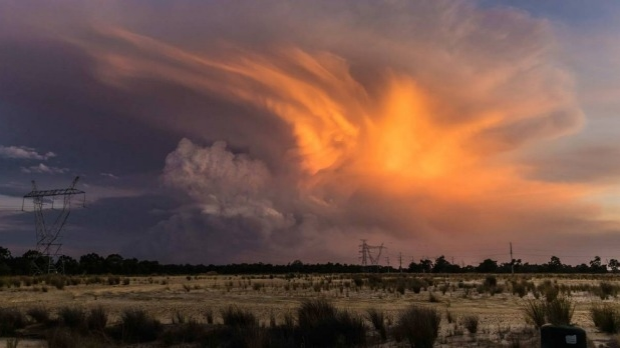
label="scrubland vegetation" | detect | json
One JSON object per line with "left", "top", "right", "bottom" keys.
{"left": 0, "top": 273, "right": 619, "bottom": 347}
{"left": 3, "top": 246, "right": 620, "bottom": 346}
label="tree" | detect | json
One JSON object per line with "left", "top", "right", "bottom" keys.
{"left": 432, "top": 256, "right": 451, "bottom": 273}
{"left": 477, "top": 259, "right": 498, "bottom": 273}
{"left": 590, "top": 256, "right": 606, "bottom": 273}
{"left": 0, "top": 246, "right": 12, "bottom": 261}
{"left": 419, "top": 259, "right": 433, "bottom": 273}
{"left": 609, "top": 259, "right": 619, "bottom": 273}
{"left": 80, "top": 253, "right": 105, "bottom": 274}
{"left": 547, "top": 256, "right": 563, "bottom": 273}
{"left": 105, "top": 254, "right": 125, "bottom": 274}
{"left": 57, "top": 255, "right": 80, "bottom": 274}
{"left": 0, "top": 246, "right": 12, "bottom": 275}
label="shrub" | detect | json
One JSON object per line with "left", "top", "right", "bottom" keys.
{"left": 462, "top": 315, "right": 479, "bottom": 334}
{"left": 0, "top": 308, "right": 26, "bottom": 336}
{"left": 120, "top": 309, "right": 161, "bottom": 343}
{"left": 523, "top": 300, "right": 546, "bottom": 329}
{"left": 395, "top": 305, "right": 441, "bottom": 348}
{"left": 46, "top": 327, "right": 106, "bottom": 348}
{"left": 107, "top": 276, "right": 120, "bottom": 286}
{"left": 204, "top": 308, "right": 214, "bottom": 324}
{"left": 58, "top": 307, "right": 85, "bottom": 329}
{"left": 591, "top": 302, "right": 620, "bottom": 333}
{"left": 87, "top": 306, "right": 108, "bottom": 332}
{"left": 484, "top": 276, "right": 497, "bottom": 288}
{"left": 409, "top": 278, "right": 427, "bottom": 294}
{"left": 161, "top": 319, "right": 208, "bottom": 345}
{"left": 298, "top": 298, "right": 366, "bottom": 347}
{"left": 428, "top": 292, "right": 440, "bottom": 303}
{"left": 367, "top": 308, "right": 387, "bottom": 341}
{"left": 221, "top": 306, "right": 257, "bottom": 328}
{"left": 546, "top": 297, "right": 574, "bottom": 326}
{"left": 446, "top": 310, "right": 455, "bottom": 324}
{"left": 340, "top": 311, "right": 367, "bottom": 346}
{"left": 512, "top": 281, "right": 527, "bottom": 298}
{"left": 27, "top": 306, "right": 51, "bottom": 324}
{"left": 523, "top": 297, "right": 575, "bottom": 328}
{"left": 598, "top": 282, "right": 617, "bottom": 300}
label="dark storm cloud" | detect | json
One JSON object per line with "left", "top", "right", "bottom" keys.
{"left": 2, "top": 0, "right": 619, "bottom": 265}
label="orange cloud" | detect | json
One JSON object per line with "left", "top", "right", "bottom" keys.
{"left": 65, "top": 1, "right": 616, "bottom": 264}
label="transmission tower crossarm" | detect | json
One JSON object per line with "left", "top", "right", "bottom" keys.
{"left": 23, "top": 187, "right": 85, "bottom": 198}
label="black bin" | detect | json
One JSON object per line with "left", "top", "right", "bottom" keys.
{"left": 541, "top": 325, "right": 586, "bottom": 348}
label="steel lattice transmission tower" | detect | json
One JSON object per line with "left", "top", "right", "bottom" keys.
{"left": 358, "top": 239, "right": 385, "bottom": 267}
{"left": 22, "top": 176, "right": 85, "bottom": 274}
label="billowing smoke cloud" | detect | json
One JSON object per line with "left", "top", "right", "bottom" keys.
{"left": 5, "top": 1, "right": 619, "bottom": 264}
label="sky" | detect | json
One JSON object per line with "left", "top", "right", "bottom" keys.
{"left": 1, "top": 0, "right": 620, "bottom": 266}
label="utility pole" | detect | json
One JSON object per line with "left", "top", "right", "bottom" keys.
{"left": 398, "top": 252, "right": 403, "bottom": 273}
{"left": 510, "top": 242, "right": 514, "bottom": 275}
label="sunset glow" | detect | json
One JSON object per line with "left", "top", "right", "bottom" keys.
{"left": 2, "top": 1, "right": 620, "bottom": 265}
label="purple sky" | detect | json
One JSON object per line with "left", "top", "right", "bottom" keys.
{"left": 1, "top": 1, "right": 620, "bottom": 266}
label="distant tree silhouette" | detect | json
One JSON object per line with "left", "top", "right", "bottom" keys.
{"left": 476, "top": 259, "right": 498, "bottom": 273}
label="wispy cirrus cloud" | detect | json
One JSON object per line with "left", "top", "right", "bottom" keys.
{"left": 0, "top": 145, "right": 56, "bottom": 161}
{"left": 20, "top": 163, "right": 67, "bottom": 174}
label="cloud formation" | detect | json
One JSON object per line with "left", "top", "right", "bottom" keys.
{"left": 0, "top": 145, "right": 56, "bottom": 161}
{"left": 20, "top": 163, "right": 67, "bottom": 174}
{"left": 3, "top": 1, "right": 620, "bottom": 264}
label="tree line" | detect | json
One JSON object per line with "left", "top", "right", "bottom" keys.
{"left": 0, "top": 246, "right": 616, "bottom": 275}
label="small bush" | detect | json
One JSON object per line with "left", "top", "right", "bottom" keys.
{"left": 484, "top": 276, "right": 497, "bottom": 287}
{"left": 512, "top": 281, "right": 527, "bottom": 298}
{"left": 409, "top": 278, "right": 427, "bottom": 294}
{"left": 523, "top": 300, "right": 546, "bottom": 328}
{"left": 591, "top": 302, "right": 620, "bottom": 333}
{"left": 87, "top": 306, "right": 108, "bottom": 332}
{"left": 58, "top": 307, "right": 85, "bottom": 329}
{"left": 46, "top": 327, "right": 106, "bottom": 348}
{"left": 0, "top": 308, "right": 26, "bottom": 335}
{"left": 161, "top": 319, "right": 208, "bottom": 345}
{"left": 204, "top": 308, "right": 214, "bottom": 324}
{"left": 27, "top": 306, "right": 51, "bottom": 324}
{"left": 446, "top": 310, "right": 455, "bottom": 324}
{"left": 462, "top": 315, "right": 479, "bottom": 334}
{"left": 546, "top": 297, "right": 574, "bottom": 326}
{"left": 298, "top": 298, "right": 366, "bottom": 347}
{"left": 120, "top": 309, "right": 161, "bottom": 343}
{"left": 221, "top": 306, "right": 257, "bottom": 328}
{"left": 367, "top": 308, "right": 387, "bottom": 341}
{"left": 107, "top": 276, "right": 120, "bottom": 286}
{"left": 395, "top": 305, "right": 441, "bottom": 348}
{"left": 598, "top": 282, "right": 618, "bottom": 300}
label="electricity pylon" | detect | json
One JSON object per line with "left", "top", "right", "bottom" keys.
{"left": 22, "top": 176, "right": 85, "bottom": 274}
{"left": 359, "top": 239, "right": 385, "bottom": 267}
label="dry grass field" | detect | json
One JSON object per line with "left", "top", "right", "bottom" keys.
{"left": 0, "top": 273, "right": 620, "bottom": 347}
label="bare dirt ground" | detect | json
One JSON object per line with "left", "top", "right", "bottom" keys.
{"left": 0, "top": 273, "right": 618, "bottom": 347}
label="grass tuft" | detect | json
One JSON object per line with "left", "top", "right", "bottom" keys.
{"left": 120, "top": 309, "right": 161, "bottom": 343}
{"left": 394, "top": 305, "right": 441, "bottom": 348}
{"left": 591, "top": 302, "right": 620, "bottom": 333}
{"left": 367, "top": 308, "right": 387, "bottom": 341}
{"left": 221, "top": 305, "right": 257, "bottom": 328}
{"left": 462, "top": 315, "right": 479, "bottom": 334}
